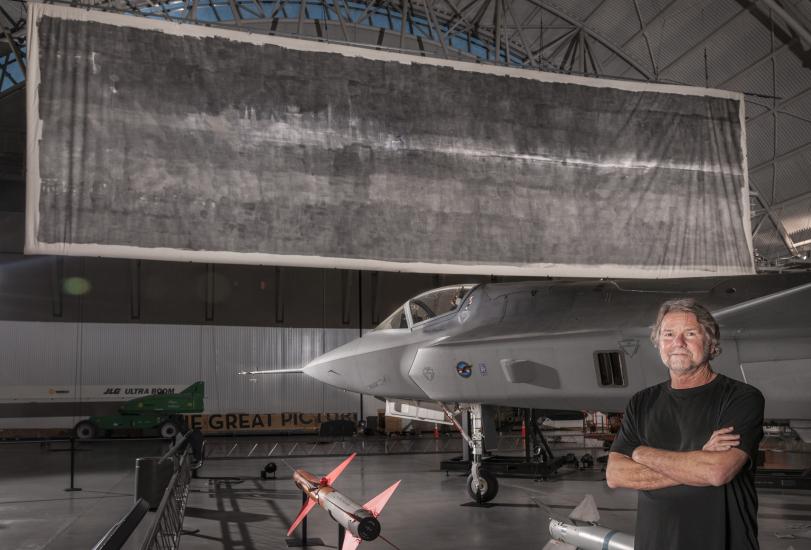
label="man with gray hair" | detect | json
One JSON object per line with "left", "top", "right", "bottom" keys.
{"left": 606, "top": 298, "right": 764, "bottom": 549}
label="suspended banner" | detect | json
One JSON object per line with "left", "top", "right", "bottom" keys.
{"left": 26, "top": 3, "right": 754, "bottom": 278}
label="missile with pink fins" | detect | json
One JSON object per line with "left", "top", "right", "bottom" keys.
{"left": 287, "top": 453, "right": 401, "bottom": 550}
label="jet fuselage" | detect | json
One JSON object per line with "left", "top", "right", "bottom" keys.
{"left": 304, "top": 274, "right": 811, "bottom": 420}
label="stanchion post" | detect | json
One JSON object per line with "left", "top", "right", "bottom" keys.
{"left": 65, "top": 437, "right": 82, "bottom": 492}
{"left": 301, "top": 492, "right": 308, "bottom": 544}
{"left": 285, "top": 491, "right": 324, "bottom": 547}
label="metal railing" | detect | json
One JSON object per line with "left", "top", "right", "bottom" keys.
{"left": 200, "top": 432, "right": 609, "bottom": 460}
{"left": 140, "top": 434, "right": 194, "bottom": 550}
{"left": 92, "top": 499, "right": 149, "bottom": 550}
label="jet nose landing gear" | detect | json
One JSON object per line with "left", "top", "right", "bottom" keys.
{"left": 442, "top": 403, "right": 500, "bottom": 503}
{"left": 467, "top": 469, "right": 498, "bottom": 503}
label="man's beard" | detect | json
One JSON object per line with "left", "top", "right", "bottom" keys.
{"left": 665, "top": 350, "right": 710, "bottom": 374}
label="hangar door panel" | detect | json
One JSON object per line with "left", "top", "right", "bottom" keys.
{"left": 26, "top": 4, "right": 753, "bottom": 278}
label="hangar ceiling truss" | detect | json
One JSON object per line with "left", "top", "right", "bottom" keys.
{"left": 2, "top": 0, "right": 811, "bottom": 267}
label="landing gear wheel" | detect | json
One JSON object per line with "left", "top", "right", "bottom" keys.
{"left": 466, "top": 470, "right": 498, "bottom": 503}
{"left": 74, "top": 420, "right": 97, "bottom": 440}
{"left": 159, "top": 421, "right": 180, "bottom": 439}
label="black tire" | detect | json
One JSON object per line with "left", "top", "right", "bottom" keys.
{"left": 74, "top": 420, "right": 97, "bottom": 440}
{"left": 170, "top": 415, "right": 189, "bottom": 433}
{"left": 159, "top": 421, "right": 180, "bottom": 439}
{"left": 466, "top": 470, "right": 498, "bottom": 503}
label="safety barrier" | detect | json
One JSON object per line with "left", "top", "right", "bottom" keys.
{"left": 139, "top": 432, "right": 195, "bottom": 550}
{"left": 201, "top": 432, "right": 609, "bottom": 460}
{"left": 92, "top": 499, "right": 149, "bottom": 550}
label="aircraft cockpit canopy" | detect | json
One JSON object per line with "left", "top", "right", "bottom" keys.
{"left": 375, "top": 306, "right": 409, "bottom": 330}
{"left": 374, "top": 284, "right": 476, "bottom": 330}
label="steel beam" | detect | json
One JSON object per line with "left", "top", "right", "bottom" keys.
{"left": 750, "top": 184, "right": 799, "bottom": 255}
{"left": 326, "top": 0, "right": 350, "bottom": 40}
{"left": 504, "top": 0, "right": 537, "bottom": 68}
{"left": 651, "top": 5, "right": 750, "bottom": 84}
{"left": 760, "top": 0, "right": 811, "bottom": 47}
{"left": 297, "top": 0, "right": 306, "bottom": 34}
{"left": 1, "top": 28, "right": 23, "bottom": 77}
{"left": 632, "top": 0, "right": 657, "bottom": 79}
{"left": 400, "top": 0, "right": 408, "bottom": 49}
{"left": 750, "top": 140, "right": 811, "bottom": 174}
{"left": 524, "top": 0, "right": 652, "bottom": 79}
{"left": 771, "top": 189, "right": 811, "bottom": 210}
{"left": 419, "top": 0, "right": 450, "bottom": 57}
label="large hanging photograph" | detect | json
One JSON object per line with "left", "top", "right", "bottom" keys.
{"left": 25, "top": 3, "right": 753, "bottom": 278}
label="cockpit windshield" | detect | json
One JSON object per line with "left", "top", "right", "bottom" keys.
{"left": 408, "top": 285, "right": 474, "bottom": 324}
{"left": 375, "top": 306, "right": 409, "bottom": 330}
{"left": 374, "top": 284, "right": 476, "bottom": 331}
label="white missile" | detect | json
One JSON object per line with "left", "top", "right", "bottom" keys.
{"left": 548, "top": 519, "right": 634, "bottom": 550}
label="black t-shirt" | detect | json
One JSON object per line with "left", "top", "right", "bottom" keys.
{"left": 611, "top": 373, "right": 764, "bottom": 550}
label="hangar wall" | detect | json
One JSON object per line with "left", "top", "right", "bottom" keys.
{"left": 0, "top": 320, "right": 361, "bottom": 429}
{"left": 0, "top": 255, "right": 495, "bottom": 434}
{"left": 0, "top": 255, "right": 489, "bottom": 326}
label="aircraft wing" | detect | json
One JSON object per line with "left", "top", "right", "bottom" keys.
{"left": 713, "top": 281, "right": 811, "bottom": 330}
{"left": 433, "top": 328, "right": 616, "bottom": 347}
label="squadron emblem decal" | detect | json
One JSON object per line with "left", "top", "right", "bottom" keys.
{"left": 618, "top": 338, "right": 639, "bottom": 357}
{"left": 456, "top": 361, "right": 472, "bottom": 378}
{"left": 422, "top": 367, "right": 435, "bottom": 381}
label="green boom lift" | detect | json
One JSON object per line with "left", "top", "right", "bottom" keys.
{"left": 73, "top": 381, "right": 205, "bottom": 439}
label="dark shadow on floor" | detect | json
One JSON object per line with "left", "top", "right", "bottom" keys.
{"left": 184, "top": 507, "right": 269, "bottom": 523}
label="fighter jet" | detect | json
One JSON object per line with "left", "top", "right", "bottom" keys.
{"left": 252, "top": 273, "right": 811, "bottom": 502}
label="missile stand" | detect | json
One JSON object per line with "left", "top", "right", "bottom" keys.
{"left": 286, "top": 491, "right": 325, "bottom": 547}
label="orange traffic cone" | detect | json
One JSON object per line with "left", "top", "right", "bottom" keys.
{"left": 433, "top": 424, "right": 440, "bottom": 439}
{"left": 521, "top": 419, "right": 526, "bottom": 440}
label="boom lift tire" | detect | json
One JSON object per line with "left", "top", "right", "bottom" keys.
{"left": 74, "top": 420, "right": 97, "bottom": 440}
{"left": 159, "top": 421, "right": 180, "bottom": 439}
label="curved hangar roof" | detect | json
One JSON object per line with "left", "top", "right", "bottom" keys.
{"left": 2, "top": 0, "right": 811, "bottom": 267}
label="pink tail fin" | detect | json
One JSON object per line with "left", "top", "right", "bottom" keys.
{"left": 324, "top": 453, "right": 357, "bottom": 485}
{"left": 287, "top": 499, "right": 317, "bottom": 536}
{"left": 363, "top": 480, "right": 401, "bottom": 517}
{"left": 341, "top": 534, "right": 362, "bottom": 550}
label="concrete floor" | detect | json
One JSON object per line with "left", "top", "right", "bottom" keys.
{"left": 1, "top": 437, "right": 811, "bottom": 550}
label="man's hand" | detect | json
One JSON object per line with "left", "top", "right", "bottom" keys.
{"left": 606, "top": 452, "right": 681, "bottom": 490}
{"left": 703, "top": 426, "right": 741, "bottom": 452}
{"left": 632, "top": 444, "right": 749, "bottom": 487}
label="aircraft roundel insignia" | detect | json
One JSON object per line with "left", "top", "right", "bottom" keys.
{"left": 456, "top": 361, "right": 472, "bottom": 378}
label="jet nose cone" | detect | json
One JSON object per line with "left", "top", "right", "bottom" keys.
{"left": 301, "top": 333, "right": 426, "bottom": 399}
{"left": 303, "top": 340, "right": 360, "bottom": 389}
